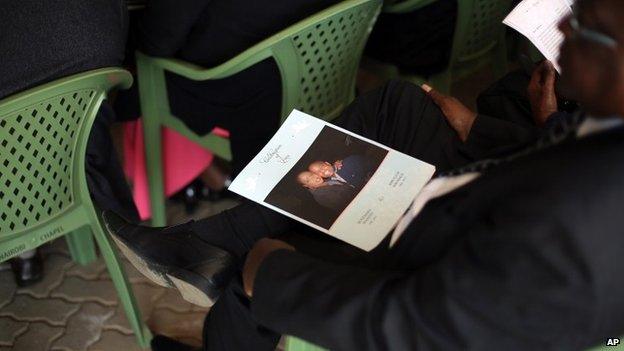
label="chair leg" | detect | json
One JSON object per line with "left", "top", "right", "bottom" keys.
{"left": 65, "top": 226, "right": 97, "bottom": 265}
{"left": 143, "top": 119, "right": 167, "bottom": 227}
{"left": 91, "top": 222, "right": 152, "bottom": 348}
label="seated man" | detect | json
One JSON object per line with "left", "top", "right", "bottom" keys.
{"left": 104, "top": 0, "right": 624, "bottom": 349}
{"left": 0, "top": 0, "right": 138, "bottom": 286}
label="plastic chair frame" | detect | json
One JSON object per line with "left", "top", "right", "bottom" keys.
{"left": 0, "top": 68, "right": 151, "bottom": 348}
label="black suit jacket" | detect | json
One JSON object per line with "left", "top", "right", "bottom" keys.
{"left": 250, "top": 124, "right": 624, "bottom": 350}
{"left": 0, "top": 0, "right": 127, "bottom": 99}
{"left": 135, "top": 0, "right": 339, "bottom": 136}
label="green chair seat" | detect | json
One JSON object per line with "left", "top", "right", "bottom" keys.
{"left": 0, "top": 68, "right": 151, "bottom": 348}
{"left": 136, "top": 0, "right": 382, "bottom": 227}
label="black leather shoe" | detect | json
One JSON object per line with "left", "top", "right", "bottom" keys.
{"left": 10, "top": 252, "right": 44, "bottom": 287}
{"left": 151, "top": 335, "right": 198, "bottom": 351}
{"left": 102, "top": 211, "right": 237, "bottom": 307}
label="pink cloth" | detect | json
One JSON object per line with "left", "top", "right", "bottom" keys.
{"left": 123, "top": 120, "right": 229, "bottom": 220}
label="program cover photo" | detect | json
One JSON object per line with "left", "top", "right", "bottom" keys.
{"left": 228, "top": 110, "right": 435, "bottom": 251}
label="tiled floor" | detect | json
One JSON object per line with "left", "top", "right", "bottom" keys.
{"left": 0, "top": 199, "right": 239, "bottom": 351}
{"left": 0, "top": 67, "right": 497, "bottom": 351}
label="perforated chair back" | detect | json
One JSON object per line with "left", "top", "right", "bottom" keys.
{"left": 137, "top": 0, "right": 382, "bottom": 226}
{"left": 283, "top": 0, "right": 381, "bottom": 118}
{"left": 450, "top": 0, "right": 512, "bottom": 78}
{"left": 0, "top": 69, "right": 130, "bottom": 240}
{"left": 0, "top": 69, "right": 151, "bottom": 347}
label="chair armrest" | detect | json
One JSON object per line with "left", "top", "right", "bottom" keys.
{"left": 137, "top": 47, "right": 274, "bottom": 81}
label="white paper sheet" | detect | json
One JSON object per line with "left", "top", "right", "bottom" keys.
{"left": 228, "top": 110, "right": 435, "bottom": 251}
{"left": 503, "top": 0, "right": 573, "bottom": 72}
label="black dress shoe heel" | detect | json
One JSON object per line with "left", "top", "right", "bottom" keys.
{"left": 102, "top": 210, "right": 237, "bottom": 307}
{"left": 111, "top": 234, "right": 172, "bottom": 288}
{"left": 167, "top": 254, "right": 236, "bottom": 307}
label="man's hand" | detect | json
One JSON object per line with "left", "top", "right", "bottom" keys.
{"left": 422, "top": 84, "right": 477, "bottom": 142}
{"left": 528, "top": 60, "right": 558, "bottom": 126}
{"left": 243, "top": 238, "right": 295, "bottom": 297}
{"left": 333, "top": 160, "right": 343, "bottom": 170}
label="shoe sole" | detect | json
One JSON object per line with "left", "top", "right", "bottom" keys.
{"left": 110, "top": 235, "right": 216, "bottom": 307}
{"left": 111, "top": 235, "right": 171, "bottom": 288}
{"left": 167, "top": 273, "right": 214, "bottom": 307}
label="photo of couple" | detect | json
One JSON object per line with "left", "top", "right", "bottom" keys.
{"left": 265, "top": 126, "right": 388, "bottom": 229}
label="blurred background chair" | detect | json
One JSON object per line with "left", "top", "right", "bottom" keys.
{"left": 365, "top": 0, "right": 512, "bottom": 93}
{"left": 136, "top": 0, "right": 382, "bottom": 226}
{"left": 0, "top": 68, "right": 151, "bottom": 348}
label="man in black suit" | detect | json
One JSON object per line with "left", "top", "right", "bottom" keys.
{"left": 103, "top": 0, "right": 624, "bottom": 350}
{"left": 118, "top": 0, "right": 339, "bottom": 174}
{"left": 0, "top": 0, "right": 138, "bottom": 286}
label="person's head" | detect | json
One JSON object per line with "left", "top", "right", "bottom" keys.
{"left": 296, "top": 171, "right": 325, "bottom": 189}
{"left": 308, "top": 161, "right": 335, "bottom": 178}
{"left": 558, "top": 0, "right": 624, "bottom": 116}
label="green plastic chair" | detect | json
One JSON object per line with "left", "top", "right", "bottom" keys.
{"left": 136, "top": 0, "right": 382, "bottom": 226}
{"left": 366, "top": 0, "right": 512, "bottom": 93}
{"left": 0, "top": 68, "right": 151, "bottom": 348}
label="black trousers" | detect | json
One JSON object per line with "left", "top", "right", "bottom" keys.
{"left": 86, "top": 102, "right": 139, "bottom": 222}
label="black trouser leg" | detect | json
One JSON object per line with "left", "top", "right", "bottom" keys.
{"left": 191, "top": 201, "right": 294, "bottom": 260}
{"left": 203, "top": 275, "right": 281, "bottom": 351}
{"left": 86, "top": 102, "right": 140, "bottom": 222}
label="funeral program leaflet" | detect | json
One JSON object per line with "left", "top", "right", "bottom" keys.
{"left": 228, "top": 110, "right": 436, "bottom": 251}
{"left": 503, "top": 0, "right": 573, "bottom": 73}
